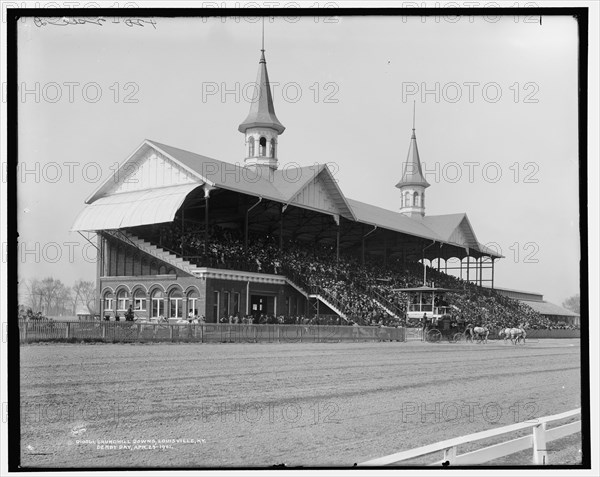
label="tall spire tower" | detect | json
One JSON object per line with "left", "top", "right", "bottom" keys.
{"left": 396, "top": 103, "right": 430, "bottom": 218}
{"left": 238, "top": 19, "right": 285, "bottom": 172}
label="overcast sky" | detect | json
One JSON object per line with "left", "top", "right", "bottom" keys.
{"left": 14, "top": 13, "right": 584, "bottom": 305}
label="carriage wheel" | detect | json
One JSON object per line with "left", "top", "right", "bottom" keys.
{"left": 426, "top": 329, "right": 441, "bottom": 343}
{"left": 453, "top": 332, "right": 464, "bottom": 343}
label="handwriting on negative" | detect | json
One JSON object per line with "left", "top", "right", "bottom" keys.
{"left": 33, "top": 17, "right": 157, "bottom": 29}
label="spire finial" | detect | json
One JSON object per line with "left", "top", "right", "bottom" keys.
{"left": 261, "top": 17, "right": 265, "bottom": 53}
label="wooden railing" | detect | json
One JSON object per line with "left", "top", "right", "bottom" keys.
{"left": 359, "top": 408, "right": 581, "bottom": 466}
{"left": 18, "top": 321, "right": 405, "bottom": 344}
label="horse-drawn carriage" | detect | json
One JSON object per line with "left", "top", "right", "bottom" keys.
{"left": 423, "top": 314, "right": 480, "bottom": 343}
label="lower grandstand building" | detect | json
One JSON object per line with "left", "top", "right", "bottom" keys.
{"left": 493, "top": 287, "right": 580, "bottom": 327}
{"left": 72, "top": 42, "right": 502, "bottom": 324}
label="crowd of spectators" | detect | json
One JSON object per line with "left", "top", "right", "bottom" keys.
{"left": 141, "top": 223, "right": 572, "bottom": 330}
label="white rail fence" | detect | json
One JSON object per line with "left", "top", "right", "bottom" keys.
{"left": 360, "top": 408, "right": 581, "bottom": 466}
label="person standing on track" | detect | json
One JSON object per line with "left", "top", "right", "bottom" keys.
{"left": 421, "top": 313, "right": 428, "bottom": 341}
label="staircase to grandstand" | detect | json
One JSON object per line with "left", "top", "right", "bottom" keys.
{"left": 284, "top": 277, "right": 348, "bottom": 322}
{"left": 104, "top": 230, "right": 200, "bottom": 276}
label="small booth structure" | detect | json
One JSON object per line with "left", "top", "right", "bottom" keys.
{"left": 394, "top": 285, "right": 468, "bottom": 342}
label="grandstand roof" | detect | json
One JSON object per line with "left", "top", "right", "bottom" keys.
{"left": 520, "top": 300, "right": 580, "bottom": 317}
{"left": 73, "top": 139, "right": 501, "bottom": 258}
{"left": 346, "top": 198, "right": 444, "bottom": 241}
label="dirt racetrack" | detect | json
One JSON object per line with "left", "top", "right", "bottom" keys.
{"left": 19, "top": 339, "right": 582, "bottom": 468}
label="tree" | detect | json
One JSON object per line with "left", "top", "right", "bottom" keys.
{"left": 562, "top": 294, "right": 580, "bottom": 314}
{"left": 72, "top": 279, "right": 97, "bottom": 315}
{"left": 20, "top": 278, "right": 44, "bottom": 313}
{"left": 38, "top": 277, "right": 70, "bottom": 316}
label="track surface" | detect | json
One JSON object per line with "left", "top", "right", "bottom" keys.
{"left": 19, "top": 339, "right": 581, "bottom": 468}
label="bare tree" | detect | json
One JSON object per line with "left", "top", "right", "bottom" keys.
{"left": 72, "top": 279, "right": 97, "bottom": 314}
{"left": 21, "top": 278, "right": 44, "bottom": 313}
{"left": 562, "top": 293, "right": 580, "bottom": 314}
{"left": 38, "top": 277, "right": 71, "bottom": 316}
{"left": 55, "top": 282, "right": 72, "bottom": 316}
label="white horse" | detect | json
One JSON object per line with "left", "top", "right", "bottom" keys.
{"left": 472, "top": 326, "right": 489, "bottom": 344}
{"left": 498, "top": 328, "right": 513, "bottom": 344}
{"left": 499, "top": 327, "right": 526, "bottom": 345}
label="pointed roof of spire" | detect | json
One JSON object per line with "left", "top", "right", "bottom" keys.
{"left": 238, "top": 49, "right": 286, "bottom": 135}
{"left": 395, "top": 129, "right": 430, "bottom": 188}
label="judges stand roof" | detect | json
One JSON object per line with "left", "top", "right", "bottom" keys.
{"left": 392, "top": 286, "right": 463, "bottom": 293}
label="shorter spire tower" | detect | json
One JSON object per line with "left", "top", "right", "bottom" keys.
{"left": 396, "top": 104, "right": 430, "bottom": 217}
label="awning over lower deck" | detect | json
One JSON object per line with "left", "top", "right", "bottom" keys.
{"left": 71, "top": 184, "right": 201, "bottom": 231}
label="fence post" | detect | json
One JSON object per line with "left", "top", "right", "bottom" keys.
{"left": 532, "top": 422, "right": 548, "bottom": 465}
{"left": 102, "top": 323, "right": 106, "bottom": 339}
{"left": 277, "top": 326, "right": 280, "bottom": 343}
{"left": 169, "top": 324, "right": 173, "bottom": 340}
{"left": 66, "top": 322, "right": 71, "bottom": 339}
{"left": 443, "top": 446, "right": 457, "bottom": 465}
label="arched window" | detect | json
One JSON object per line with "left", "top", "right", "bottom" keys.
{"left": 117, "top": 290, "right": 129, "bottom": 311}
{"left": 248, "top": 137, "right": 255, "bottom": 157}
{"left": 134, "top": 289, "right": 147, "bottom": 311}
{"left": 103, "top": 291, "right": 114, "bottom": 312}
{"left": 169, "top": 289, "right": 183, "bottom": 319}
{"left": 404, "top": 192, "right": 410, "bottom": 207}
{"left": 270, "top": 138, "right": 276, "bottom": 158}
{"left": 151, "top": 289, "right": 165, "bottom": 318}
{"left": 158, "top": 264, "right": 167, "bottom": 275}
{"left": 413, "top": 191, "right": 419, "bottom": 207}
{"left": 187, "top": 290, "right": 199, "bottom": 318}
{"left": 259, "top": 136, "right": 267, "bottom": 156}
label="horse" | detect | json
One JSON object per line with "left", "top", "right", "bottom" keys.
{"left": 498, "top": 328, "right": 514, "bottom": 344}
{"left": 499, "top": 327, "right": 527, "bottom": 345}
{"left": 512, "top": 328, "right": 527, "bottom": 344}
{"left": 463, "top": 324, "right": 475, "bottom": 343}
{"left": 472, "top": 326, "right": 489, "bottom": 344}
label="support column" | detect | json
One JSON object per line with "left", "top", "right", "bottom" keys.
{"left": 491, "top": 258, "right": 495, "bottom": 290}
{"left": 466, "top": 254, "right": 470, "bottom": 283}
{"left": 181, "top": 208, "right": 185, "bottom": 255}
{"left": 383, "top": 235, "right": 388, "bottom": 267}
{"left": 279, "top": 204, "right": 285, "bottom": 250}
{"left": 361, "top": 238, "right": 365, "bottom": 265}
{"left": 245, "top": 197, "right": 262, "bottom": 250}
{"left": 362, "top": 226, "right": 377, "bottom": 267}
{"left": 203, "top": 185, "right": 215, "bottom": 254}
{"left": 204, "top": 197, "right": 209, "bottom": 254}
{"left": 334, "top": 214, "right": 340, "bottom": 263}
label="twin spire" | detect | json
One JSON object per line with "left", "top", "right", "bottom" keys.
{"left": 237, "top": 25, "right": 429, "bottom": 217}
{"left": 396, "top": 102, "right": 430, "bottom": 217}
{"left": 238, "top": 21, "right": 285, "bottom": 136}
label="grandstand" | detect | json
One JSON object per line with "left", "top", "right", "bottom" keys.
{"left": 71, "top": 44, "right": 547, "bottom": 329}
